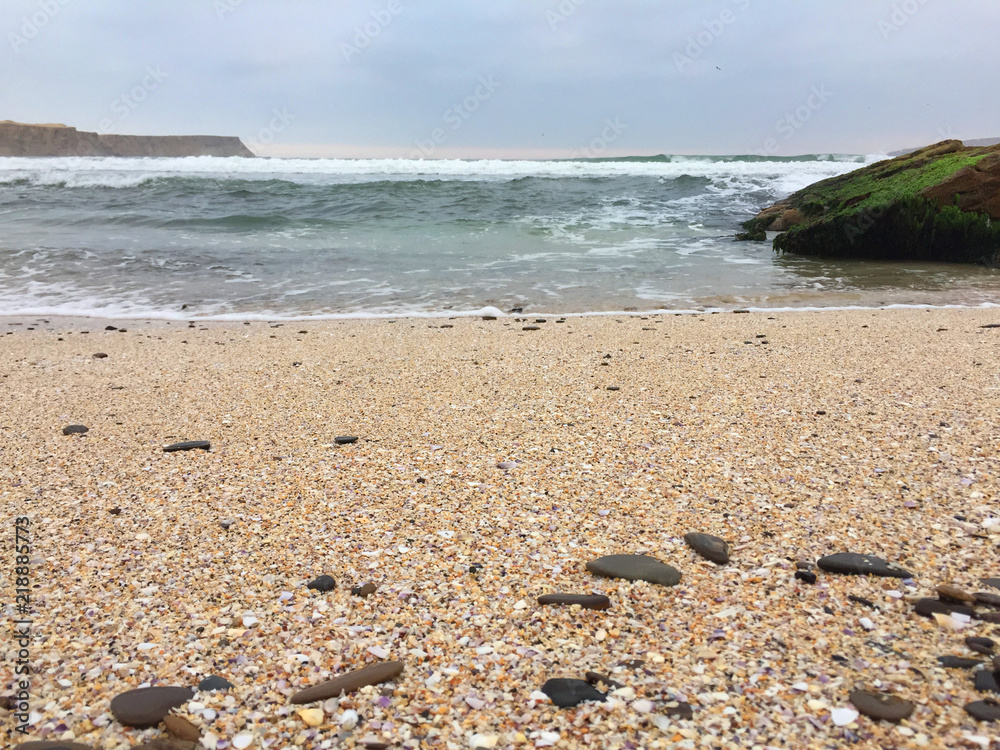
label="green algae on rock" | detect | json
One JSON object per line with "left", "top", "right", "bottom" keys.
{"left": 739, "top": 140, "right": 1000, "bottom": 265}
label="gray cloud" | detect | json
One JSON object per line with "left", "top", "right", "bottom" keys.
{"left": 2, "top": 0, "right": 997, "bottom": 157}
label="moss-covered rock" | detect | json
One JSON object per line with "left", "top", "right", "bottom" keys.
{"left": 739, "top": 140, "right": 1000, "bottom": 266}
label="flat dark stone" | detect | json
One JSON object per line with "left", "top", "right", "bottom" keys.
{"left": 93, "top": 352, "right": 108, "bottom": 359}
{"left": 163, "top": 441, "right": 210, "bottom": 453}
{"left": 585, "top": 554, "right": 681, "bottom": 587}
{"left": 584, "top": 671, "right": 624, "bottom": 690}
{"left": 522, "top": 326, "right": 540, "bottom": 331}
{"left": 62, "top": 424, "right": 89, "bottom": 435}
{"left": 290, "top": 661, "right": 404, "bottom": 704}
{"left": 848, "top": 689, "right": 914, "bottom": 722}
{"left": 817, "top": 553, "right": 912, "bottom": 578}
{"left": 197, "top": 675, "right": 234, "bottom": 692}
{"left": 334, "top": 436, "right": 359, "bottom": 444}
{"left": 683, "top": 532, "right": 730, "bottom": 565}
{"left": 938, "top": 656, "right": 983, "bottom": 669}
{"left": 306, "top": 575, "right": 336, "bottom": 592}
{"left": 110, "top": 685, "right": 194, "bottom": 728}
{"left": 537, "top": 594, "right": 611, "bottom": 610}
{"left": 351, "top": 582, "right": 378, "bottom": 597}
{"left": 664, "top": 701, "right": 695, "bottom": 720}
{"left": 983, "top": 578, "right": 1000, "bottom": 591}
{"left": 975, "top": 671, "right": 1000, "bottom": 693}
{"left": 913, "top": 598, "right": 975, "bottom": 618}
{"left": 794, "top": 571, "right": 817, "bottom": 584}
{"left": 965, "top": 700, "right": 1000, "bottom": 722}
{"left": 975, "top": 592, "right": 1000, "bottom": 609}
{"left": 540, "top": 678, "right": 607, "bottom": 708}
{"left": 132, "top": 741, "right": 194, "bottom": 750}
{"left": 966, "top": 637, "right": 996, "bottom": 656}
{"left": 17, "top": 743, "right": 95, "bottom": 750}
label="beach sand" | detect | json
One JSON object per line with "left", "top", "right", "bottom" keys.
{"left": 2, "top": 308, "right": 999, "bottom": 749}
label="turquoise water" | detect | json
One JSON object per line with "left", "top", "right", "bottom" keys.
{"left": 1, "top": 154, "right": 998, "bottom": 319}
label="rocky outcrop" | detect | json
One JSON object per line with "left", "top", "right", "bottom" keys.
{"left": 738, "top": 141, "right": 1000, "bottom": 265}
{"left": 0, "top": 121, "right": 254, "bottom": 157}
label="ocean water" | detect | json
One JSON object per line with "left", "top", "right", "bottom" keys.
{"left": 1, "top": 154, "right": 999, "bottom": 320}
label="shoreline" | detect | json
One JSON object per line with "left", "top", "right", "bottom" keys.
{"left": 2, "top": 307, "right": 999, "bottom": 748}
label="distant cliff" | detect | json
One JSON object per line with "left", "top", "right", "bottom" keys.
{"left": 0, "top": 121, "right": 255, "bottom": 157}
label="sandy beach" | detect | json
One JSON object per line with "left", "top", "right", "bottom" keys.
{"left": 2, "top": 308, "right": 999, "bottom": 749}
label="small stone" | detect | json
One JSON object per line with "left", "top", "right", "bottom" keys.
{"left": 975, "top": 671, "right": 1000, "bottom": 693}
{"left": 290, "top": 661, "right": 404, "bottom": 703}
{"left": 470, "top": 734, "right": 499, "bottom": 749}
{"left": 983, "top": 578, "right": 1000, "bottom": 591}
{"left": 110, "top": 686, "right": 194, "bottom": 728}
{"left": 976, "top": 592, "right": 1000, "bottom": 608}
{"left": 584, "top": 671, "right": 624, "bottom": 690}
{"left": 540, "top": 678, "right": 607, "bottom": 708}
{"left": 109, "top": 507, "right": 122, "bottom": 516}
{"left": 537, "top": 594, "right": 611, "bottom": 610}
{"left": 497, "top": 461, "right": 516, "bottom": 470}
{"left": 164, "top": 714, "right": 201, "bottom": 742}
{"left": 306, "top": 575, "right": 336, "bottom": 592}
{"left": 795, "top": 561, "right": 816, "bottom": 571}
{"left": 197, "top": 675, "right": 234, "bottom": 692}
{"left": 351, "top": 582, "right": 378, "bottom": 598}
{"left": 334, "top": 436, "right": 359, "bottom": 445}
{"left": 914, "top": 598, "right": 975, "bottom": 618}
{"left": 831, "top": 707, "right": 860, "bottom": 726}
{"left": 663, "top": 702, "right": 694, "bottom": 720}
{"left": 817, "top": 553, "right": 912, "bottom": 578}
{"left": 965, "top": 700, "right": 1000, "bottom": 722}
{"left": 794, "top": 571, "right": 817, "bottom": 584}
{"left": 937, "top": 656, "right": 983, "bottom": 669}
{"left": 966, "top": 637, "right": 996, "bottom": 655}
{"left": 163, "top": 441, "right": 210, "bottom": 453}
{"left": 93, "top": 352, "right": 108, "bottom": 359}
{"left": 219, "top": 519, "right": 235, "bottom": 530}
{"left": 62, "top": 425, "right": 89, "bottom": 435}
{"left": 848, "top": 690, "right": 914, "bottom": 722}
{"left": 16, "top": 743, "right": 95, "bottom": 750}
{"left": 522, "top": 326, "right": 540, "bottom": 331}
{"left": 938, "top": 585, "right": 975, "bottom": 604}
{"left": 585, "top": 554, "right": 681, "bottom": 587}
{"left": 683, "top": 532, "right": 730, "bottom": 565}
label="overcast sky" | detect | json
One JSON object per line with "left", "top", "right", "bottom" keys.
{"left": 3, "top": 0, "right": 999, "bottom": 158}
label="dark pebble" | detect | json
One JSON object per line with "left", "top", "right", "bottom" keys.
{"left": 975, "top": 591, "right": 1000, "bottom": 609}
{"left": 537, "top": 594, "right": 611, "bottom": 610}
{"left": 351, "top": 582, "right": 378, "bottom": 597}
{"left": 966, "top": 637, "right": 996, "bottom": 656}
{"left": 664, "top": 701, "right": 695, "bottom": 720}
{"left": 164, "top": 714, "right": 201, "bottom": 742}
{"left": 163, "top": 441, "right": 210, "bottom": 453}
{"left": 606, "top": 386, "right": 620, "bottom": 391}
{"left": 219, "top": 519, "right": 235, "bottom": 530}
{"left": 290, "top": 661, "right": 404, "bottom": 703}
{"left": 817, "top": 553, "right": 912, "bottom": 578}
{"left": 965, "top": 699, "right": 1000, "bottom": 722}
{"left": 482, "top": 316, "right": 497, "bottom": 321}
{"left": 913, "top": 598, "right": 975, "bottom": 618}
{"left": 197, "top": 675, "right": 234, "bottom": 692}
{"left": 105, "top": 325, "right": 118, "bottom": 331}
{"left": 584, "top": 671, "right": 624, "bottom": 689}
{"left": 62, "top": 424, "right": 89, "bottom": 435}
{"left": 306, "top": 575, "right": 336, "bottom": 592}
{"left": 848, "top": 689, "right": 914, "bottom": 722}
{"left": 795, "top": 561, "right": 816, "bottom": 571}
{"left": 109, "top": 685, "right": 194, "bottom": 728}
{"left": 585, "top": 554, "right": 682, "bottom": 587}
{"left": 109, "top": 507, "right": 122, "bottom": 516}
{"left": 937, "top": 656, "right": 983, "bottom": 669}
{"left": 540, "top": 678, "right": 607, "bottom": 708}
{"left": 334, "top": 436, "right": 359, "bottom": 445}
{"left": 683, "top": 532, "right": 730, "bottom": 565}
{"left": 848, "top": 595, "right": 877, "bottom": 609}
{"left": 974, "top": 671, "right": 1000, "bottom": 693}
{"left": 522, "top": 326, "right": 540, "bottom": 331}
{"left": 16, "top": 743, "right": 95, "bottom": 749}
{"left": 794, "top": 571, "right": 817, "bottom": 584}
{"left": 93, "top": 352, "right": 108, "bottom": 359}
{"left": 983, "top": 578, "right": 1000, "bottom": 591}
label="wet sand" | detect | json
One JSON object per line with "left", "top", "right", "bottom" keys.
{"left": 2, "top": 308, "right": 999, "bottom": 749}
